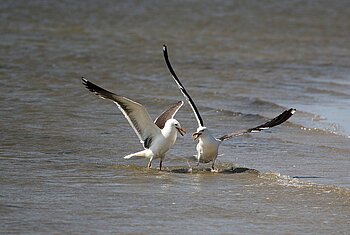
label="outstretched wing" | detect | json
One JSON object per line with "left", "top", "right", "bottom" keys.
{"left": 154, "top": 101, "right": 184, "bottom": 129}
{"left": 219, "top": 108, "right": 296, "bottom": 141}
{"left": 82, "top": 77, "right": 160, "bottom": 148}
{"left": 163, "top": 45, "right": 204, "bottom": 128}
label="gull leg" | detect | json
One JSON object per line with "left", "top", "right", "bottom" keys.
{"left": 196, "top": 157, "right": 201, "bottom": 172}
{"left": 147, "top": 159, "right": 153, "bottom": 169}
{"left": 186, "top": 160, "right": 193, "bottom": 173}
{"left": 211, "top": 160, "right": 218, "bottom": 173}
{"left": 159, "top": 160, "right": 163, "bottom": 171}
{"left": 196, "top": 151, "right": 202, "bottom": 168}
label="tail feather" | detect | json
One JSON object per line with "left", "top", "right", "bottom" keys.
{"left": 124, "top": 149, "right": 152, "bottom": 159}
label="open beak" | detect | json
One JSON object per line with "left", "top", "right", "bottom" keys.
{"left": 192, "top": 132, "right": 202, "bottom": 141}
{"left": 176, "top": 127, "right": 186, "bottom": 136}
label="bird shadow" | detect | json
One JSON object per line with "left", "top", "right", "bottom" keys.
{"left": 168, "top": 166, "right": 259, "bottom": 174}
{"left": 292, "top": 176, "right": 322, "bottom": 179}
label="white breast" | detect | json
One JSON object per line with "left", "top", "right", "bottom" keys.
{"left": 196, "top": 135, "right": 220, "bottom": 163}
{"left": 149, "top": 124, "right": 177, "bottom": 158}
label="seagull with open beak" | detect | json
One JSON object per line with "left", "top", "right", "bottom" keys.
{"left": 163, "top": 45, "right": 295, "bottom": 171}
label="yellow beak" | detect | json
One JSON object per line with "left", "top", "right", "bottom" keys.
{"left": 176, "top": 127, "right": 186, "bottom": 136}
{"left": 192, "top": 132, "right": 202, "bottom": 141}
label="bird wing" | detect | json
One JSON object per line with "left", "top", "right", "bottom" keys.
{"left": 163, "top": 45, "right": 204, "bottom": 128}
{"left": 82, "top": 77, "right": 160, "bottom": 148}
{"left": 154, "top": 101, "right": 184, "bottom": 129}
{"left": 218, "top": 108, "right": 296, "bottom": 141}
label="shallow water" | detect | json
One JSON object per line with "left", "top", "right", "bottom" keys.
{"left": 1, "top": 1, "right": 349, "bottom": 234}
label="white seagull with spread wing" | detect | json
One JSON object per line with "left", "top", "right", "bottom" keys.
{"left": 82, "top": 78, "right": 186, "bottom": 170}
{"left": 163, "top": 45, "right": 295, "bottom": 171}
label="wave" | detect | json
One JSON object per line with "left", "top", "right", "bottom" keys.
{"left": 115, "top": 162, "right": 350, "bottom": 197}
{"left": 306, "top": 87, "right": 350, "bottom": 98}
{"left": 146, "top": 94, "right": 349, "bottom": 138}
{"left": 258, "top": 172, "right": 350, "bottom": 196}
{"left": 213, "top": 100, "right": 347, "bottom": 138}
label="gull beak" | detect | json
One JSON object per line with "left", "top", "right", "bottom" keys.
{"left": 176, "top": 127, "right": 186, "bottom": 136}
{"left": 192, "top": 132, "right": 202, "bottom": 141}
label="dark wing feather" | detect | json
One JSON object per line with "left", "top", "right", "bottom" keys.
{"left": 219, "top": 108, "right": 296, "bottom": 141}
{"left": 163, "top": 45, "right": 204, "bottom": 127}
{"left": 154, "top": 101, "right": 184, "bottom": 129}
{"left": 82, "top": 77, "right": 160, "bottom": 147}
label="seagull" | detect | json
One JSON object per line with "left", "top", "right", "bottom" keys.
{"left": 82, "top": 77, "right": 186, "bottom": 170}
{"left": 162, "top": 45, "right": 296, "bottom": 171}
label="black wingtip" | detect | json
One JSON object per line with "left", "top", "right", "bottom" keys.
{"left": 245, "top": 108, "right": 296, "bottom": 133}
{"left": 81, "top": 77, "right": 87, "bottom": 85}
{"left": 162, "top": 45, "right": 205, "bottom": 127}
{"left": 81, "top": 77, "right": 89, "bottom": 88}
{"left": 81, "top": 77, "right": 97, "bottom": 94}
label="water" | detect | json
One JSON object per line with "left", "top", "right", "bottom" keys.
{"left": 1, "top": 1, "right": 349, "bottom": 234}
